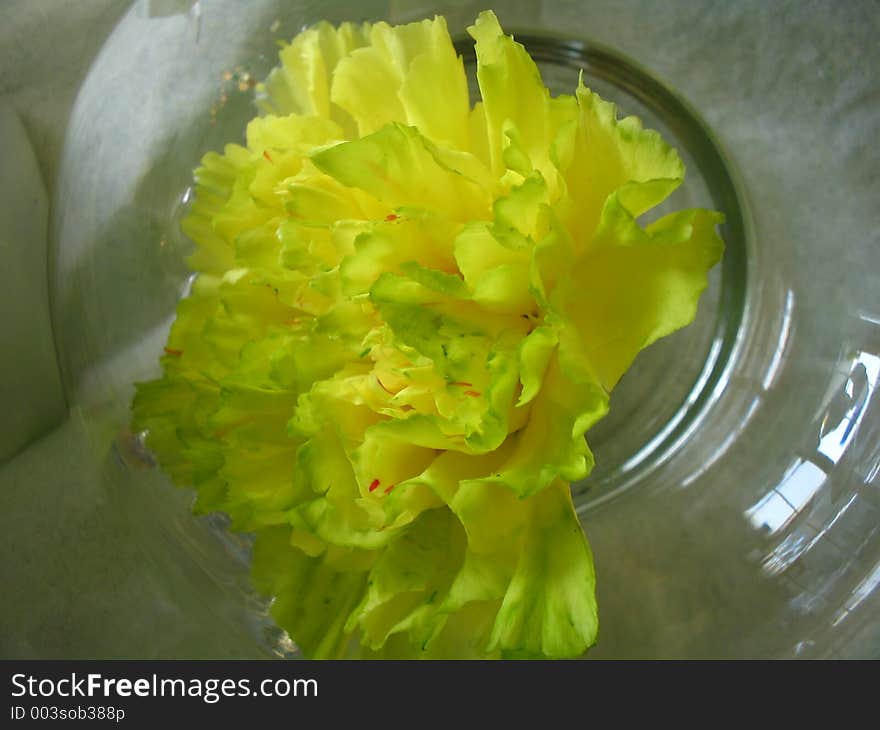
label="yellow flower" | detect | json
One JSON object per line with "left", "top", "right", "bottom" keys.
{"left": 133, "top": 10, "right": 723, "bottom": 658}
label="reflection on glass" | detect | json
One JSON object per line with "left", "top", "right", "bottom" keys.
{"left": 619, "top": 336, "right": 725, "bottom": 476}
{"left": 832, "top": 559, "right": 880, "bottom": 627}
{"left": 746, "top": 459, "right": 827, "bottom": 534}
{"left": 747, "top": 344, "right": 880, "bottom": 590}
{"left": 776, "top": 461, "right": 827, "bottom": 512}
{"left": 761, "top": 494, "right": 857, "bottom": 576}
{"left": 746, "top": 486, "right": 797, "bottom": 534}
{"left": 680, "top": 395, "right": 761, "bottom": 488}
{"left": 818, "top": 352, "right": 878, "bottom": 464}
{"left": 762, "top": 530, "right": 812, "bottom": 575}
{"left": 683, "top": 291, "right": 799, "bottom": 491}
{"left": 747, "top": 351, "right": 879, "bottom": 540}
{"left": 762, "top": 289, "right": 794, "bottom": 390}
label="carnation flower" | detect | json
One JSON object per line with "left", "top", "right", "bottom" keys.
{"left": 133, "top": 10, "right": 723, "bottom": 658}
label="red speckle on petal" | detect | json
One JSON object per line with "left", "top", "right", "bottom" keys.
{"left": 263, "top": 150, "right": 273, "bottom": 162}
{"left": 164, "top": 347, "right": 183, "bottom": 357}
{"left": 369, "top": 479, "right": 380, "bottom": 493}
{"left": 384, "top": 483, "right": 395, "bottom": 495}
{"left": 451, "top": 381, "right": 473, "bottom": 388}
{"left": 463, "top": 390, "right": 481, "bottom": 398}
{"left": 384, "top": 213, "right": 398, "bottom": 222}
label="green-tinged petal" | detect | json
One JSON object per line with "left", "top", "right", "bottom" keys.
{"left": 208, "top": 385, "right": 298, "bottom": 447}
{"left": 367, "top": 270, "right": 526, "bottom": 453}
{"left": 287, "top": 374, "right": 447, "bottom": 549}
{"left": 339, "top": 209, "right": 461, "bottom": 295}
{"left": 471, "top": 353, "right": 608, "bottom": 497}
{"left": 181, "top": 148, "right": 251, "bottom": 274}
{"left": 397, "top": 601, "right": 504, "bottom": 659}
{"left": 219, "top": 446, "right": 302, "bottom": 530}
{"left": 329, "top": 45, "right": 407, "bottom": 138}
{"left": 397, "top": 261, "right": 470, "bottom": 299}
{"left": 455, "top": 222, "right": 534, "bottom": 315}
{"left": 352, "top": 426, "right": 438, "bottom": 496}
{"left": 245, "top": 113, "right": 344, "bottom": 153}
{"left": 310, "top": 123, "right": 492, "bottom": 221}
{"left": 330, "top": 17, "right": 470, "bottom": 149}
{"left": 467, "top": 102, "right": 491, "bottom": 169}
{"left": 468, "top": 11, "right": 578, "bottom": 191}
{"left": 517, "top": 326, "right": 557, "bottom": 406}
{"left": 487, "top": 480, "right": 598, "bottom": 659}
{"left": 132, "top": 378, "right": 224, "bottom": 509}
{"left": 528, "top": 206, "right": 576, "bottom": 309}
{"left": 467, "top": 9, "right": 548, "bottom": 176}
{"left": 258, "top": 21, "right": 371, "bottom": 138}
{"left": 493, "top": 173, "right": 550, "bottom": 242}
{"left": 348, "top": 507, "right": 466, "bottom": 650}
{"left": 245, "top": 115, "right": 346, "bottom": 208}
{"left": 556, "top": 207, "right": 724, "bottom": 390}
{"left": 281, "top": 163, "right": 386, "bottom": 224}
{"left": 252, "top": 527, "right": 372, "bottom": 659}
{"left": 369, "top": 269, "right": 528, "bottom": 352}
{"left": 563, "top": 78, "right": 685, "bottom": 252}
{"left": 286, "top": 414, "right": 396, "bottom": 551}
